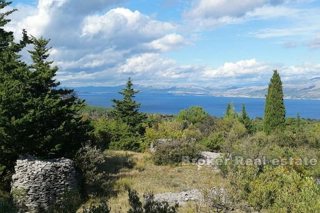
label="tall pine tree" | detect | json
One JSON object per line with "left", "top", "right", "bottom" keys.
{"left": 264, "top": 70, "right": 286, "bottom": 134}
{"left": 24, "top": 37, "right": 91, "bottom": 158}
{"left": 0, "top": 0, "right": 31, "bottom": 185}
{"left": 112, "top": 78, "right": 146, "bottom": 134}
{"left": 0, "top": 1, "right": 91, "bottom": 187}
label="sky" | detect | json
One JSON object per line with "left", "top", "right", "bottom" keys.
{"left": 5, "top": 0, "right": 320, "bottom": 92}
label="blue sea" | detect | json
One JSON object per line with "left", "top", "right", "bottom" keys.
{"left": 78, "top": 90, "right": 320, "bottom": 119}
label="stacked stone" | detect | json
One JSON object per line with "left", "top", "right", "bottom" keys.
{"left": 11, "top": 157, "right": 78, "bottom": 212}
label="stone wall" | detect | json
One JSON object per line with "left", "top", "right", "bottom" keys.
{"left": 11, "top": 157, "right": 78, "bottom": 212}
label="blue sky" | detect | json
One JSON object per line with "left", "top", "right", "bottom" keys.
{"left": 6, "top": 0, "right": 320, "bottom": 96}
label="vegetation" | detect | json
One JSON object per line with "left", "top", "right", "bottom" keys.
{"left": 112, "top": 78, "right": 146, "bottom": 135}
{"left": 128, "top": 189, "right": 178, "bottom": 213}
{"left": 264, "top": 70, "right": 286, "bottom": 134}
{"left": 152, "top": 140, "right": 201, "bottom": 165}
{"left": 1, "top": 1, "right": 320, "bottom": 213}
{"left": 0, "top": 1, "right": 91, "bottom": 190}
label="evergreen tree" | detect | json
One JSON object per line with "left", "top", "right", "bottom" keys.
{"left": 23, "top": 37, "right": 91, "bottom": 158}
{"left": 0, "top": 0, "right": 31, "bottom": 186}
{"left": 112, "top": 78, "right": 146, "bottom": 134}
{"left": 224, "top": 103, "right": 236, "bottom": 119}
{"left": 0, "top": 2, "right": 91, "bottom": 187}
{"left": 239, "top": 104, "right": 254, "bottom": 133}
{"left": 264, "top": 70, "right": 286, "bottom": 134}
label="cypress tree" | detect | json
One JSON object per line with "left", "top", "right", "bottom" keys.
{"left": 264, "top": 70, "right": 286, "bottom": 134}
{"left": 112, "top": 78, "right": 146, "bottom": 134}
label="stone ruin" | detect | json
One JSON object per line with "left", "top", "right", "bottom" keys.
{"left": 11, "top": 157, "right": 78, "bottom": 212}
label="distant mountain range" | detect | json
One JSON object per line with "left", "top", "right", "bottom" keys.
{"left": 73, "top": 78, "right": 320, "bottom": 100}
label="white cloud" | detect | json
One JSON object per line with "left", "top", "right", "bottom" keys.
{"left": 203, "top": 59, "right": 270, "bottom": 78}
{"left": 7, "top": 0, "right": 186, "bottom": 81}
{"left": 81, "top": 8, "right": 175, "bottom": 38}
{"left": 186, "top": 0, "right": 266, "bottom": 20}
{"left": 145, "top": 34, "right": 185, "bottom": 52}
{"left": 251, "top": 27, "right": 315, "bottom": 38}
{"left": 4, "top": 0, "right": 320, "bottom": 95}
{"left": 184, "top": 0, "right": 314, "bottom": 28}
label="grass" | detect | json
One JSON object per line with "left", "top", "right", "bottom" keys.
{"left": 97, "top": 150, "right": 227, "bottom": 213}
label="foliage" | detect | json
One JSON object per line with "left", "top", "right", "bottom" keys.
{"left": 152, "top": 140, "right": 201, "bottom": 165}
{"left": 128, "top": 189, "right": 178, "bottom": 213}
{"left": 224, "top": 103, "right": 237, "bottom": 119}
{"left": 264, "top": 70, "right": 286, "bottom": 134}
{"left": 0, "top": 3, "right": 91, "bottom": 189}
{"left": 75, "top": 146, "right": 109, "bottom": 196}
{"left": 48, "top": 190, "right": 82, "bottom": 213}
{"left": 201, "top": 132, "right": 225, "bottom": 152}
{"left": 238, "top": 104, "right": 254, "bottom": 133}
{"left": 83, "top": 200, "right": 111, "bottom": 213}
{"left": 176, "top": 106, "right": 209, "bottom": 125}
{"left": 203, "top": 188, "right": 233, "bottom": 213}
{"left": 82, "top": 105, "right": 111, "bottom": 120}
{"left": 92, "top": 118, "right": 141, "bottom": 150}
{"left": 248, "top": 166, "right": 320, "bottom": 212}
{"left": 112, "top": 78, "right": 146, "bottom": 135}
{"left": 128, "top": 189, "right": 143, "bottom": 213}
{"left": 145, "top": 120, "right": 184, "bottom": 144}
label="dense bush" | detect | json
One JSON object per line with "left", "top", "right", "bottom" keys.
{"left": 48, "top": 191, "right": 82, "bottom": 213}
{"left": 145, "top": 120, "right": 184, "bottom": 143}
{"left": 176, "top": 106, "right": 209, "bottom": 125}
{"left": 248, "top": 166, "right": 320, "bottom": 212}
{"left": 92, "top": 118, "right": 141, "bottom": 150}
{"left": 201, "top": 132, "right": 225, "bottom": 151}
{"left": 219, "top": 124, "right": 320, "bottom": 212}
{"left": 75, "top": 146, "right": 109, "bottom": 196}
{"left": 152, "top": 140, "right": 201, "bottom": 165}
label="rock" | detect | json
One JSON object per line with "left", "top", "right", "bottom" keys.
{"left": 200, "top": 152, "right": 223, "bottom": 166}
{"left": 11, "top": 157, "right": 78, "bottom": 212}
{"left": 154, "top": 189, "right": 203, "bottom": 205}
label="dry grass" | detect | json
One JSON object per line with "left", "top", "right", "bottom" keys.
{"left": 104, "top": 150, "right": 227, "bottom": 213}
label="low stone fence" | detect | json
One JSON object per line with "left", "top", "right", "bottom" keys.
{"left": 11, "top": 157, "right": 78, "bottom": 212}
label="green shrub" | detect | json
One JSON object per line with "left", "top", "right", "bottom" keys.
{"left": 201, "top": 132, "right": 225, "bottom": 151}
{"left": 92, "top": 118, "right": 141, "bottom": 151}
{"left": 145, "top": 120, "right": 184, "bottom": 143}
{"left": 48, "top": 191, "right": 82, "bottom": 213}
{"left": 152, "top": 140, "right": 201, "bottom": 165}
{"left": 109, "top": 137, "right": 142, "bottom": 152}
{"left": 248, "top": 166, "right": 320, "bottom": 212}
{"left": 75, "top": 146, "right": 109, "bottom": 196}
{"left": 176, "top": 106, "right": 209, "bottom": 125}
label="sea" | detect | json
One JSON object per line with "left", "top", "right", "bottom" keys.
{"left": 77, "top": 90, "right": 320, "bottom": 119}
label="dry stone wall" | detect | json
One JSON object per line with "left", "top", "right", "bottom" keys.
{"left": 11, "top": 157, "right": 78, "bottom": 212}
